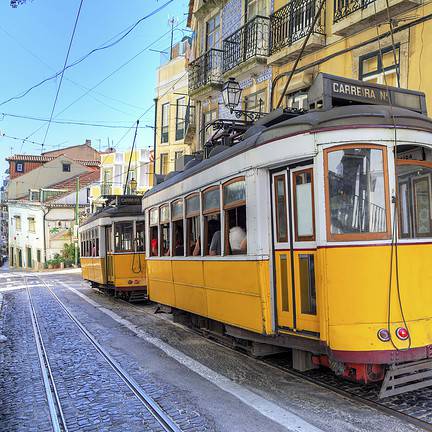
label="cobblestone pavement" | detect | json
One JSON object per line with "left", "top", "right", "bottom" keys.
{"left": 1, "top": 278, "right": 215, "bottom": 432}
{"left": 0, "top": 289, "right": 52, "bottom": 432}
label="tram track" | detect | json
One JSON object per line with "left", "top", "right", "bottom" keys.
{"left": 23, "top": 275, "right": 182, "bottom": 432}
{"left": 100, "top": 294, "right": 432, "bottom": 432}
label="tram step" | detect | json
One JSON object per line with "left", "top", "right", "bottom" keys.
{"left": 379, "top": 359, "right": 432, "bottom": 398}
{"left": 128, "top": 291, "right": 148, "bottom": 303}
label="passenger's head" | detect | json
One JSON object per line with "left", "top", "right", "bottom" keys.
{"left": 208, "top": 218, "right": 220, "bottom": 231}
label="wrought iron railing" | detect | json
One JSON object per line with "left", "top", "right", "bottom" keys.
{"left": 222, "top": 15, "right": 270, "bottom": 73}
{"left": 101, "top": 182, "right": 112, "bottom": 195}
{"left": 270, "top": 0, "right": 325, "bottom": 55}
{"left": 188, "top": 48, "right": 223, "bottom": 92}
{"left": 333, "top": 0, "right": 376, "bottom": 23}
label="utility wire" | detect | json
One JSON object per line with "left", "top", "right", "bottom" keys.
{"left": 0, "top": 0, "right": 174, "bottom": 107}
{"left": 40, "top": 0, "right": 84, "bottom": 152}
{"left": 23, "top": 18, "right": 187, "bottom": 143}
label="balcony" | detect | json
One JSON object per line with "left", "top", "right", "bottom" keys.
{"left": 268, "top": 0, "right": 326, "bottom": 66}
{"left": 100, "top": 182, "right": 112, "bottom": 195}
{"left": 188, "top": 49, "right": 223, "bottom": 96}
{"left": 333, "top": 0, "right": 421, "bottom": 36}
{"left": 222, "top": 15, "right": 270, "bottom": 75}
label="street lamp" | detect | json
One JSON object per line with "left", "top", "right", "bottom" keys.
{"left": 222, "top": 77, "right": 266, "bottom": 121}
{"left": 222, "top": 78, "right": 242, "bottom": 111}
{"left": 129, "top": 178, "right": 137, "bottom": 194}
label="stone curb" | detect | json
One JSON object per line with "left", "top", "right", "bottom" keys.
{"left": 0, "top": 293, "right": 7, "bottom": 343}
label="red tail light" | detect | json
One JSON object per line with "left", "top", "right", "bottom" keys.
{"left": 396, "top": 327, "right": 409, "bottom": 340}
{"left": 377, "top": 329, "right": 390, "bottom": 342}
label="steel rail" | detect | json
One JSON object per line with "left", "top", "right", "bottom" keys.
{"left": 28, "top": 275, "right": 181, "bottom": 432}
{"left": 24, "top": 276, "right": 69, "bottom": 432}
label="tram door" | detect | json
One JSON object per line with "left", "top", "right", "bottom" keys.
{"left": 272, "top": 167, "right": 319, "bottom": 335}
{"left": 106, "top": 225, "right": 114, "bottom": 283}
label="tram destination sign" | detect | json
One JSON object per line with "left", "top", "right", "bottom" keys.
{"left": 308, "top": 73, "right": 427, "bottom": 115}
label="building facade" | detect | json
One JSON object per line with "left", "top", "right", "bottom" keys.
{"left": 6, "top": 143, "right": 100, "bottom": 269}
{"left": 155, "top": 37, "right": 195, "bottom": 176}
{"left": 187, "top": 0, "right": 432, "bottom": 150}
{"left": 90, "top": 148, "right": 153, "bottom": 208}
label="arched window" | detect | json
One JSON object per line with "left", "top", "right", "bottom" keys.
{"left": 160, "top": 204, "right": 170, "bottom": 256}
{"left": 185, "top": 193, "right": 200, "bottom": 256}
{"left": 149, "top": 208, "right": 159, "bottom": 256}
{"left": 171, "top": 199, "right": 184, "bottom": 256}
{"left": 203, "top": 186, "right": 221, "bottom": 256}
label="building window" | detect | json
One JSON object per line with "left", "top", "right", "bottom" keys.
{"left": 28, "top": 217, "right": 36, "bottom": 233}
{"left": 245, "top": 89, "right": 267, "bottom": 113}
{"left": 246, "top": 0, "right": 267, "bottom": 21}
{"left": 62, "top": 163, "right": 71, "bottom": 172}
{"left": 15, "top": 162, "right": 24, "bottom": 173}
{"left": 161, "top": 103, "right": 169, "bottom": 143}
{"left": 175, "top": 151, "right": 183, "bottom": 160}
{"left": 15, "top": 216, "right": 21, "bottom": 231}
{"left": 160, "top": 153, "right": 169, "bottom": 175}
{"left": 175, "top": 97, "right": 186, "bottom": 141}
{"left": 223, "top": 178, "right": 247, "bottom": 255}
{"left": 325, "top": 145, "right": 390, "bottom": 241}
{"left": 29, "top": 190, "right": 40, "bottom": 201}
{"left": 359, "top": 45, "right": 400, "bottom": 87}
{"left": 37, "top": 249, "right": 41, "bottom": 263}
{"left": 206, "top": 13, "right": 221, "bottom": 50}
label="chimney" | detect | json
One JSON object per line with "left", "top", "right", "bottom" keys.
{"left": 85, "top": 139, "right": 91, "bottom": 146}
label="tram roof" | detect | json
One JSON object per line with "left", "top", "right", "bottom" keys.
{"left": 80, "top": 204, "right": 143, "bottom": 228}
{"left": 145, "top": 104, "right": 432, "bottom": 198}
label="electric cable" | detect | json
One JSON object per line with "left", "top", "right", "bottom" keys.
{"left": 0, "top": 0, "right": 174, "bottom": 107}
{"left": 40, "top": 0, "right": 85, "bottom": 152}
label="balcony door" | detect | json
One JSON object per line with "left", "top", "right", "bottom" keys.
{"left": 271, "top": 167, "right": 319, "bottom": 335}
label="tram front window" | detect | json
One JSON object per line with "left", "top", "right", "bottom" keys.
{"left": 326, "top": 146, "right": 388, "bottom": 239}
{"left": 114, "top": 222, "right": 133, "bottom": 252}
{"left": 397, "top": 162, "right": 432, "bottom": 238}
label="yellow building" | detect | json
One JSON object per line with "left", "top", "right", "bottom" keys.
{"left": 187, "top": 0, "right": 432, "bottom": 149}
{"left": 155, "top": 37, "right": 195, "bottom": 176}
{"left": 90, "top": 148, "right": 153, "bottom": 207}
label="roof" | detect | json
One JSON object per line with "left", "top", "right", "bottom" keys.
{"left": 41, "top": 142, "right": 96, "bottom": 156}
{"left": 80, "top": 204, "right": 143, "bottom": 228}
{"left": 44, "top": 170, "right": 100, "bottom": 202}
{"left": 6, "top": 154, "right": 100, "bottom": 166}
{"left": 145, "top": 104, "right": 432, "bottom": 198}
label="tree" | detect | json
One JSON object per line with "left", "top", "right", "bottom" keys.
{"left": 10, "top": 0, "right": 32, "bottom": 7}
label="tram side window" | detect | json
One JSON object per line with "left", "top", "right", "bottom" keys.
{"left": 293, "top": 169, "right": 315, "bottom": 241}
{"left": 203, "top": 187, "right": 221, "bottom": 256}
{"left": 186, "top": 194, "right": 200, "bottom": 256}
{"left": 397, "top": 161, "right": 432, "bottom": 238}
{"left": 114, "top": 222, "right": 133, "bottom": 252}
{"left": 136, "top": 221, "right": 145, "bottom": 252}
{"left": 326, "top": 146, "right": 389, "bottom": 240}
{"left": 160, "top": 205, "right": 170, "bottom": 256}
{"left": 171, "top": 199, "right": 184, "bottom": 256}
{"left": 149, "top": 208, "right": 158, "bottom": 256}
{"left": 223, "top": 179, "right": 247, "bottom": 255}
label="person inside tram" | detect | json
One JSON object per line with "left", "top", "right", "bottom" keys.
{"left": 229, "top": 226, "right": 247, "bottom": 254}
{"left": 151, "top": 238, "right": 158, "bottom": 256}
{"left": 208, "top": 219, "right": 221, "bottom": 256}
{"left": 192, "top": 238, "right": 200, "bottom": 256}
{"left": 174, "top": 226, "right": 184, "bottom": 256}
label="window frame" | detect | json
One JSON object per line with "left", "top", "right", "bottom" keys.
{"left": 161, "top": 102, "right": 169, "bottom": 143}
{"left": 62, "top": 163, "right": 71, "bottom": 172}
{"left": 359, "top": 44, "right": 400, "bottom": 84}
{"left": 202, "top": 185, "right": 220, "bottom": 215}
{"left": 396, "top": 159, "right": 432, "bottom": 239}
{"left": 292, "top": 168, "right": 316, "bottom": 242}
{"left": 171, "top": 199, "right": 184, "bottom": 222}
{"left": 160, "top": 152, "right": 169, "bottom": 175}
{"left": 223, "top": 177, "right": 246, "bottom": 210}
{"left": 15, "top": 161, "right": 24, "bottom": 173}
{"left": 175, "top": 97, "right": 186, "bottom": 141}
{"left": 324, "top": 143, "right": 391, "bottom": 242}
{"left": 273, "top": 174, "right": 288, "bottom": 243}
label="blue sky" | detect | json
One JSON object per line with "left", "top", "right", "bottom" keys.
{"left": 0, "top": 0, "right": 190, "bottom": 174}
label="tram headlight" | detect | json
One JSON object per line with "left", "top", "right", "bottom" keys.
{"left": 377, "top": 329, "right": 391, "bottom": 342}
{"left": 396, "top": 327, "right": 409, "bottom": 341}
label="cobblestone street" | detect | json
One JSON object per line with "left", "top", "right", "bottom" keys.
{"left": 0, "top": 271, "right": 427, "bottom": 431}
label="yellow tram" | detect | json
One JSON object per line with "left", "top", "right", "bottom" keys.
{"left": 79, "top": 196, "right": 147, "bottom": 302}
{"left": 141, "top": 74, "right": 432, "bottom": 396}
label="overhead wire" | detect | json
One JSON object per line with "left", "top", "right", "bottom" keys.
{"left": 0, "top": 0, "right": 174, "bottom": 107}
{"left": 372, "top": 1, "right": 411, "bottom": 351}
{"left": 22, "top": 18, "right": 187, "bottom": 144}
{"left": 40, "top": 0, "right": 85, "bottom": 152}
